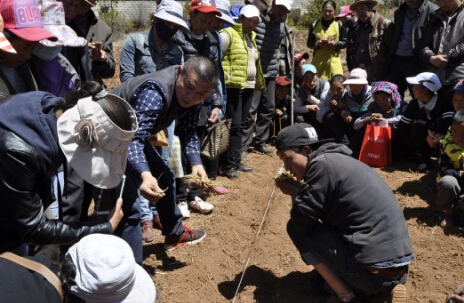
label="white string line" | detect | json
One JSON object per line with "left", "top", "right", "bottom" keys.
{"left": 231, "top": 184, "right": 277, "bottom": 303}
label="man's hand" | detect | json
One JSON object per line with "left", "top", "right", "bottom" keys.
{"left": 445, "top": 283, "right": 464, "bottom": 303}
{"left": 192, "top": 164, "right": 209, "bottom": 183}
{"left": 328, "top": 99, "right": 338, "bottom": 108}
{"left": 429, "top": 54, "right": 448, "bottom": 68}
{"left": 89, "top": 42, "right": 107, "bottom": 62}
{"left": 208, "top": 107, "right": 220, "bottom": 123}
{"left": 140, "top": 171, "right": 166, "bottom": 203}
{"left": 341, "top": 110, "right": 352, "bottom": 123}
{"left": 108, "top": 197, "right": 124, "bottom": 232}
{"left": 306, "top": 104, "right": 318, "bottom": 112}
{"left": 276, "top": 181, "right": 300, "bottom": 197}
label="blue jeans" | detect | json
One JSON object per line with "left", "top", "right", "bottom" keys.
{"left": 140, "top": 122, "right": 175, "bottom": 222}
{"left": 287, "top": 221, "right": 407, "bottom": 296}
{"left": 118, "top": 141, "right": 184, "bottom": 264}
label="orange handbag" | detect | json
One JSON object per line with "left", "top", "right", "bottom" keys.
{"left": 358, "top": 123, "right": 392, "bottom": 167}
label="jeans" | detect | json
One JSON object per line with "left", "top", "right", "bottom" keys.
{"left": 140, "top": 122, "right": 175, "bottom": 222}
{"left": 118, "top": 142, "right": 184, "bottom": 264}
{"left": 287, "top": 221, "right": 407, "bottom": 296}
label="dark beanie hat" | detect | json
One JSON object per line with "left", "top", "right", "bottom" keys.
{"left": 275, "top": 123, "right": 332, "bottom": 151}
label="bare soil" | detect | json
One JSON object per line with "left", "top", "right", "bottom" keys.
{"left": 103, "top": 34, "right": 464, "bottom": 303}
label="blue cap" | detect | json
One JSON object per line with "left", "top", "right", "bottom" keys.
{"left": 301, "top": 64, "right": 317, "bottom": 76}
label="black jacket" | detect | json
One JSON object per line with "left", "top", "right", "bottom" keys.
{"left": 291, "top": 143, "right": 414, "bottom": 264}
{"left": 0, "top": 92, "right": 111, "bottom": 253}
{"left": 388, "top": 0, "right": 438, "bottom": 69}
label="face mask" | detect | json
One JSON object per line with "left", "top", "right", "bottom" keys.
{"left": 33, "top": 44, "right": 62, "bottom": 61}
{"left": 155, "top": 20, "right": 178, "bottom": 41}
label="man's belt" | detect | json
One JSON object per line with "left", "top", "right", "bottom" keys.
{"left": 366, "top": 265, "right": 408, "bottom": 280}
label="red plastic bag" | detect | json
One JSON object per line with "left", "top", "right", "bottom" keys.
{"left": 358, "top": 123, "right": 392, "bottom": 167}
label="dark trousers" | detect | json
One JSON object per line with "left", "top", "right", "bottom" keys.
{"left": 387, "top": 55, "right": 420, "bottom": 98}
{"left": 325, "top": 112, "right": 365, "bottom": 158}
{"left": 242, "top": 78, "right": 276, "bottom": 150}
{"left": 61, "top": 166, "right": 93, "bottom": 223}
{"left": 223, "top": 88, "right": 254, "bottom": 170}
{"left": 119, "top": 143, "right": 184, "bottom": 264}
{"left": 287, "top": 221, "right": 407, "bottom": 297}
{"left": 397, "top": 123, "right": 430, "bottom": 163}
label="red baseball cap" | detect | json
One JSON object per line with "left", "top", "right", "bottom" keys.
{"left": 276, "top": 76, "right": 291, "bottom": 86}
{"left": 335, "top": 5, "right": 354, "bottom": 19}
{"left": 294, "top": 52, "right": 309, "bottom": 63}
{"left": 1, "top": 0, "right": 57, "bottom": 42}
{"left": 190, "top": 0, "right": 222, "bottom": 16}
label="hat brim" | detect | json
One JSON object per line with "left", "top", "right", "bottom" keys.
{"left": 57, "top": 96, "right": 137, "bottom": 189}
{"left": 117, "top": 265, "right": 157, "bottom": 303}
{"left": 40, "top": 25, "right": 87, "bottom": 47}
{"left": 155, "top": 10, "right": 191, "bottom": 33}
{"left": 190, "top": 6, "right": 222, "bottom": 16}
{"left": 276, "top": 81, "right": 291, "bottom": 86}
{"left": 217, "top": 11, "right": 236, "bottom": 25}
{"left": 8, "top": 27, "right": 57, "bottom": 42}
{"left": 405, "top": 76, "right": 420, "bottom": 85}
{"left": 335, "top": 12, "right": 351, "bottom": 19}
{"left": 343, "top": 79, "right": 368, "bottom": 85}
{"left": 349, "top": 0, "right": 378, "bottom": 11}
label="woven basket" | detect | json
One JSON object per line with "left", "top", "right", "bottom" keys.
{"left": 201, "top": 118, "right": 231, "bottom": 159}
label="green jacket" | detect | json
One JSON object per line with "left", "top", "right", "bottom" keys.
{"left": 221, "top": 24, "right": 265, "bottom": 91}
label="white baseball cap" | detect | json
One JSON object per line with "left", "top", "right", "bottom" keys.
{"left": 406, "top": 72, "right": 442, "bottom": 93}
{"left": 274, "top": 0, "right": 291, "bottom": 11}
{"left": 240, "top": 4, "right": 261, "bottom": 22}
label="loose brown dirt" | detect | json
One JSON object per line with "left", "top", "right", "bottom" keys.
{"left": 103, "top": 34, "right": 464, "bottom": 303}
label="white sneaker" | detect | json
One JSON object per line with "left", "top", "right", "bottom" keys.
{"left": 189, "top": 196, "right": 214, "bottom": 214}
{"left": 178, "top": 201, "right": 190, "bottom": 219}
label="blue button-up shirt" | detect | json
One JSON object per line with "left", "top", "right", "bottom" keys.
{"left": 127, "top": 81, "right": 202, "bottom": 174}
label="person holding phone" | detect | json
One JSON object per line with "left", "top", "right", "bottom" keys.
{"left": 0, "top": 83, "right": 137, "bottom": 255}
{"left": 307, "top": 0, "right": 346, "bottom": 80}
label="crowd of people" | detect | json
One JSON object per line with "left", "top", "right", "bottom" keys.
{"left": 0, "top": 0, "right": 464, "bottom": 301}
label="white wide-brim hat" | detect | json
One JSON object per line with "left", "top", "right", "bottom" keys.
{"left": 216, "top": 0, "right": 235, "bottom": 25}
{"left": 57, "top": 95, "right": 137, "bottom": 189}
{"left": 38, "top": 0, "right": 87, "bottom": 47}
{"left": 155, "top": 0, "right": 190, "bottom": 33}
{"left": 343, "top": 68, "right": 368, "bottom": 85}
{"left": 66, "top": 234, "right": 156, "bottom": 303}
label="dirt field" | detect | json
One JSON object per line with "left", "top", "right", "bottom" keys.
{"left": 104, "top": 33, "right": 464, "bottom": 303}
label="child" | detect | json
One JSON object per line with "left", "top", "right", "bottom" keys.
{"left": 397, "top": 72, "right": 454, "bottom": 172}
{"left": 450, "top": 80, "right": 464, "bottom": 112}
{"left": 325, "top": 68, "right": 374, "bottom": 157}
{"left": 317, "top": 74, "right": 346, "bottom": 123}
{"left": 317, "top": 74, "right": 346, "bottom": 138}
{"left": 294, "top": 64, "right": 329, "bottom": 132}
{"left": 353, "top": 81, "right": 402, "bottom": 130}
{"left": 436, "top": 108, "right": 464, "bottom": 227}
{"left": 273, "top": 75, "right": 292, "bottom": 138}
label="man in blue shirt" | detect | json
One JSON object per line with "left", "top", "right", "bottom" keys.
{"left": 111, "top": 56, "right": 217, "bottom": 263}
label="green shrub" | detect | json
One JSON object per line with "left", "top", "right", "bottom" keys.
{"left": 99, "top": 4, "right": 134, "bottom": 40}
